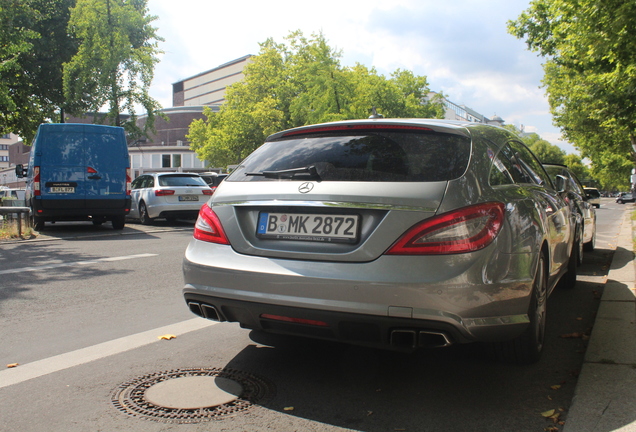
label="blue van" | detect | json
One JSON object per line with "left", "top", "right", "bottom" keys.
{"left": 15, "top": 123, "right": 131, "bottom": 230}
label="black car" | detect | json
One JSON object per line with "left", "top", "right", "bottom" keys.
{"left": 543, "top": 163, "right": 597, "bottom": 252}
{"left": 616, "top": 193, "right": 635, "bottom": 204}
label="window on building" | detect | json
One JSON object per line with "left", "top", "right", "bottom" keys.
{"left": 162, "top": 154, "right": 171, "bottom": 168}
{"left": 173, "top": 154, "right": 182, "bottom": 168}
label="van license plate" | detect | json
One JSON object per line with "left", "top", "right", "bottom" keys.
{"left": 50, "top": 187, "right": 75, "bottom": 193}
{"left": 256, "top": 212, "right": 359, "bottom": 243}
{"left": 179, "top": 195, "right": 199, "bottom": 201}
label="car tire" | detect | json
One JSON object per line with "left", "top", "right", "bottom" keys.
{"left": 617, "top": 200, "right": 623, "bottom": 204}
{"left": 559, "top": 237, "right": 578, "bottom": 290}
{"left": 30, "top": 209, "right": 44, "bottom": 231}
{"left": 139, "top": 201, "right": 153, "bottom": 225}
{"left": 112, "top": 215, "right": 125, "bottom": 230}
{"left": 494, "top": 253, "right": 547, "bottom": 364}
{"left": 584, "top": 227, "right": 596, "bottom": 252}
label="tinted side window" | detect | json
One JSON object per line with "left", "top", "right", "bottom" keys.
{"left": 505, "top": 141, "right": 553, "bottom": 187}
{"left": 488, "top": 148, "right": 515, "bottom": 186}
{"left": 131, "top": 176, "right": 144, "bottom": 189}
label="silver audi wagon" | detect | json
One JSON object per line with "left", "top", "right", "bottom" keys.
{"left": 182, "top": 119, "right": 576, "bottom": 364}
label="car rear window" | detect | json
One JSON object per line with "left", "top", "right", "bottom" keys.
{"left": 159, "top": 175, "right": 208, "bottom": 187}
{"left": 231, "top": 130, "right": 471, "bottom": 182}
{"left": 585, "top": 188, "right": 600, "bottom": 198}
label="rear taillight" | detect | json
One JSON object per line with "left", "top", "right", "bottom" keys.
{"left": 33, "top": 166, "right": 41, "bottom": 196}
{"left": 126, "top": 168, "right": 132, "bottom": 196}
{"left": 386, "top": 202, "right": 505, "bottom": 255}
{"left": 193, "top": 205, "right": 230, "bottom": 244}
{"left": 202, "top": 189, "right": 213, "bottom": 196}
{"left": 155, "top": 189, "right": 175, "bottom": 196}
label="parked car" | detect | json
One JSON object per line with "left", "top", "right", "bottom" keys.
{"left": 182, "top": 119, "right": 576, "bottom": 364}
{"left": 583, "top": 187, "right": 601, "bottom": 208}
{"left": 0, "top": 188, "right": 26, "bottom": 207}
{"left": 128, "top": 172, "right": 212, "bottom": 224}
{"left": 616, "top": 193, "right": 635, "bottom": 204}
{"left": 198, "top": 172, "right": 228, "bottom": 193}
{"left": 15, "top": 123, "right": 131, "bottom": 230}
{"left": 543, "top": 164, "right": 597, "bottom": 252}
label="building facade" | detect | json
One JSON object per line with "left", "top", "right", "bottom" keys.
{"left": 172, "top": 55, "right": 252, "bottom": 107}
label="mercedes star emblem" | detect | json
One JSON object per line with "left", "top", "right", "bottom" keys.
{"left": 298, "top": 182, "right": 314, "bottom": 193}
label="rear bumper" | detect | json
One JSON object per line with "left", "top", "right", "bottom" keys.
{"left": 183, "top": 292, "right": 461, "bottom": 350}
{"left": 32, "top": 197, "right": 130, "bottom": 220}
{"left": 182, "top": 239, "right": 537, "bottom": 350}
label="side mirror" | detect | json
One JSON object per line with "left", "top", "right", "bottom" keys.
{"left": 554, "top": 175, "right": 569, "bottom": 193}
{"left": 15, "top": 164, "right": 26, "bottom": 178}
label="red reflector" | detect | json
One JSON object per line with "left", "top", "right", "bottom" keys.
{"left": 87, "top": 167, "right": 97, "bottom": 173}
{"left": 202, "top": 189, "right": 213, "bottom": 195}
{"left": 154, "top": 189, "right": 175, "bottom": 196}
{"left": 260, "top": 314, "right": 329, "bottom": 327}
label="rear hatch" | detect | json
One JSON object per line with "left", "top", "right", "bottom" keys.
{"left": 155, "top": 174, "right": 212, "bottom": 204}
{"left": 209, "top": 122, "right": 472, "bottom": 262}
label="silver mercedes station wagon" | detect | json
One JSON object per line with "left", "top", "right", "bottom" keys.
{"left": 183, "top": 119, "right": 576, "bottom": 364}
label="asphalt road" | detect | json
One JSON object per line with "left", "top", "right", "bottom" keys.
{"left": 0, "top": 200, "right": 626, "bottom": 431}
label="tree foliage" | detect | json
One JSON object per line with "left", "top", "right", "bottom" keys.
{"left": 509, "top": 0, "right": 636, "bottom": 189}
{"left": 188, "top": 31, "right": 445, "bottom": 168}
{"left": 0, "top": 0, "right": 77, "bottom": 143}
{"left": 64, "top": 0, "right": 164, "bottom": 139}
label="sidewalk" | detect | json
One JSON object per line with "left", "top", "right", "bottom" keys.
{"left": 565, "top": 210, "right": 636, "bottom": 432}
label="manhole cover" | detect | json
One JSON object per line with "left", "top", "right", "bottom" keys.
{"left": 111, "top": 367, "right": 275, "bottom": 424}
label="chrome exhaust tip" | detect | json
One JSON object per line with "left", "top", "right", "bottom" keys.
{"left": 419, "top": 330, "right": 452, "bottom": 348}
{"left": 201, "top": 303, "right": 221, "bottom": 321}
{"left": 390, "top": 329, "right": 418, "bottom": 349}
{"left": 187, "top": 301, "right": 203, "bottom": 317}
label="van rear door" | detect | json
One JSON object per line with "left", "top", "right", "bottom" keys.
{"left": 39, "top": 126, "right": 87, "bottom": 206}
{"left": 83, "top": 126, "right": 129, "bottom": 209}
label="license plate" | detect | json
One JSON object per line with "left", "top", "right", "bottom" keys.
{"left": 256, "top": 212, "right": 359, "bottom": 243}
{"left": 50, "top": 187, "right": 75, "bottom": 193}
{"left": 179, "top": 195, "right": 199, "bottom": 201}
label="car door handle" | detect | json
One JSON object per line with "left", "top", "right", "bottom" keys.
{"left": 88, "top": 175, "right": 102, "bottom": 180}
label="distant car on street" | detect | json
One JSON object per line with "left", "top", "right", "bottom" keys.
{"left": 543, "top": 163, "right": 597, "bottom": 252}
{"left": 616, "top": 193, "right": 636, "bottom": 204}
{"left": 584, "top": 187, "right": 601, "bottom": 208}
{"left": 183, "top": 118, "right": 577, "bottom": 364}
{"left": 198, "top": 172, "right": 228, "bottom": 193}
{"left": 128, "top": 172, "right": 212, "bottom": 224}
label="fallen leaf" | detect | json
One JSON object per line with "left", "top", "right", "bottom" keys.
{"left": 560, "top": 332, "right": 583, "bottom": 338}
{"left": 576, "top": 317, "right": 583, "bottom": 321}
{"left": 541, "top": 409, "right": 556, "bottom": 418}
{"left": 550, "top": 385, "right": 562, "bottom": 390}
{"left": 6, "top": 363, "right": 18, "bottom": 368}
{"left": 367, "top": 411, "right": 373, "bottom": 416}
{"left": 284, "top": 407, "right": 294, "bottom": 411}
{"left": 158, "top": 334, "right": 176, "bottom": 340}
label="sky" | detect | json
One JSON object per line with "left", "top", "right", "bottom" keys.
{"left": 146, "top": 0, "right": 577, "bottom": 154}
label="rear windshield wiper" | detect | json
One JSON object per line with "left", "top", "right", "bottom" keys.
{"left": 245, "top": 165, "right": 321, "bottom": 180}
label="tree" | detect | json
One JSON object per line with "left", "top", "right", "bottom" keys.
{"left": 527, "top": 139, "right": 566, "bottom": 165}
{"left": 0, "top": 0, "right": 77, "bottom": 143}
{"left": 64, "top": 0, "right": 164, "bottom": 140}
{"left": 563, "top": 153, "right": 590, "bottom": 182}
{"left": 188, "top": 31, "right": 444, "bottom": 167}
{"left": 509, "top": 0, "right": 636, "bottom": 177}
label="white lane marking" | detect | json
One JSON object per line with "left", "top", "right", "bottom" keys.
{"left": 0, "top": 253, "right": 158, "bottom": 275}
{"left": 0, "top": 318, "right": 218, "bottom": 389}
